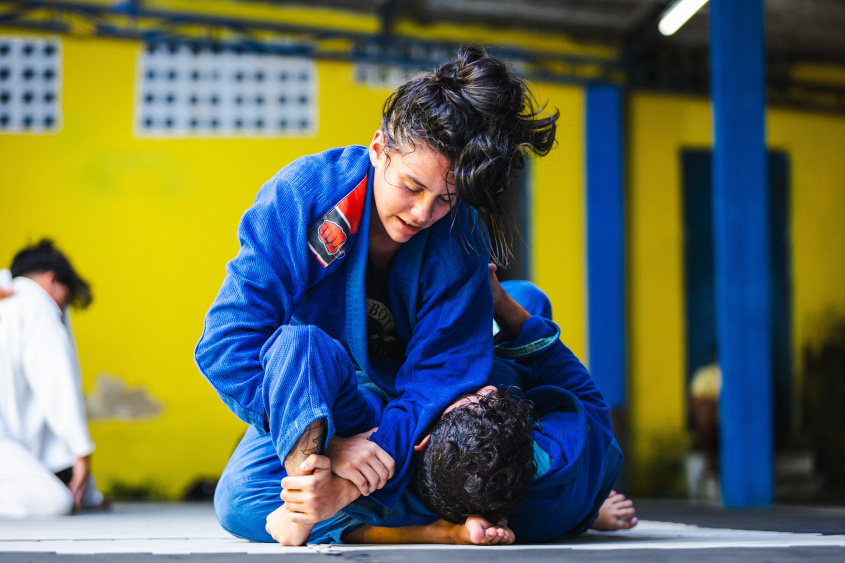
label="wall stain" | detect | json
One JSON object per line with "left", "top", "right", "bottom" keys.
{"left": 85, "top": 372, "right": 164, "bottom": 421}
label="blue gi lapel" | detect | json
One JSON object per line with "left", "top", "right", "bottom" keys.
{"left": 346, "top": 167, "right": 375, "bottom": 376}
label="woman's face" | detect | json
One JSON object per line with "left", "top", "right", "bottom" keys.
{"left": 368, "top": 130, "right": 456, "bottom": 244}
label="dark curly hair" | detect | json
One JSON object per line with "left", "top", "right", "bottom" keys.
{"left": 413, "top": 388, "right": 537, "bottom": 524}
{"left": 11, "top": 238, "right": 93, "bottom": 309}
{"left": 381, "top": 45, "right": 559, "bottom": 268}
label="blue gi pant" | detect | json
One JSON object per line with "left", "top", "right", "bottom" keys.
{"left": 214, "top": 324, "right": 434, "bottom": 543}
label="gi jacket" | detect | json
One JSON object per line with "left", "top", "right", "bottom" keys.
{"left": 195, "top": 145, "right": 493, "bottom": 506}
{"left": 492, "top": 315, "right": 623, "bottom": 543}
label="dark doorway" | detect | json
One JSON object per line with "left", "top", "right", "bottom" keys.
{"left": 494, "top": 164, "right": 532, "bottom": 283}
{"left": 682, "top": 150, "right": 793, "bottom": 444}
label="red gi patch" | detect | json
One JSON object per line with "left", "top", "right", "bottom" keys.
{"left": 307, "top": 174, "right": 367, "bottom": 267}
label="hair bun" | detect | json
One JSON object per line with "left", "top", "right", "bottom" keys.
{"left": 435, "top": 68, "right": 461, "bottom": 90}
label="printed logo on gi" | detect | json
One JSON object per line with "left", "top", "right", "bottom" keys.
{"left": 307, "top": 174, "right": 367, "bottom": 267}
{"left": 318, "top": 219, "right": 346, "bottom": 254}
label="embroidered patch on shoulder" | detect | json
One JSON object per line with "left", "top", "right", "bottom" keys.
{"left": 307, "top": 174, "right": 367, "bottom": 267}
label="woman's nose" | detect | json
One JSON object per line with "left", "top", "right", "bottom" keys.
{"left": 411, "top": 197, "right": 435, "bottom": 224}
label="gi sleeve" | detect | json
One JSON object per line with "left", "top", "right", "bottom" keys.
{"left": 368, "top": 234, "right": 493, "bottom": 506}
{"left": 517, "top": 316, "right": 612, "bottom": 429}
{"left": 194, "top": 176, "right": 313, "bottom": 431}
{"left": 21, "top": 298, "right": 94, "bottom": 458}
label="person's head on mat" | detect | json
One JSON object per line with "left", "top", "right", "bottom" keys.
{"left": 413, "top": 385, "right": 537, "bottom": 524}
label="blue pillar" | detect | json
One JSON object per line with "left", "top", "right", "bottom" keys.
{"left": 710, "top": 0, "right": 773, "bottom": 507}
{"left": 585, "top": 84, "right": 625, "bottom": 409}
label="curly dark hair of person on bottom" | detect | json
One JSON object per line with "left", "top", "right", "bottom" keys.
{"left": 381, "top": 45, "right": 559, "bottom": 268}
{"left": 413, "top": 388, "right": 538, "bottom": 525}
{"left": 10, "top": 238, "right": 93, "bottom": 309}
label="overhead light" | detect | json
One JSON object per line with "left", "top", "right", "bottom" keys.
{"left": 658, "top": 0, "right": 709, "bottom": 36}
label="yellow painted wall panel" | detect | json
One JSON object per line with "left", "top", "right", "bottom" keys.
{"left": 767, "top": 109, "right": 845, "bottom": 425}
{"left": 531, "top": 84, "right": 585, "bottom": 359}
{"left": 0, "top": 32, "right": 388, "bottom": 497}
{"left": 627, "top": 93, "right": 711, "bottom": 493}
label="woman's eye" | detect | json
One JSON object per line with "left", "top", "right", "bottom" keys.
{"left": 404, "top": 185, "right": 421, "bottom": 194}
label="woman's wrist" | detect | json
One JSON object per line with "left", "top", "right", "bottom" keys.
{"left": 342, "top": 474, "right": 362, "bottom": 504}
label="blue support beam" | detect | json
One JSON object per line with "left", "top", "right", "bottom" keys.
{"left": 710, "top": 0, "right": 773, "bottom": 507}
{"left": 586, "top": 84, "right": 626, "bottom": 409}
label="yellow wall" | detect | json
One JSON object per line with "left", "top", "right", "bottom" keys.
{"left": 532, "top": 85, "right": 585, "bottom": 358}
{"left": 0, "top": 28, "right": 584, "bottom": 496}
{"left": 0, "top": 32, "right": 389, "bottom": 496}
{"left": 768, "top": 109, "right": 845, "bottom": 352}
{"left": 627, "top": 92, "right": 845, "bottom": 493}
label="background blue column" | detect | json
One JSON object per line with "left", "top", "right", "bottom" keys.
{"left": 586, "top": 84, "right": 626, "bottom": 409}
{"left": 710, "top": 0, "right": 773, "bottom": 507}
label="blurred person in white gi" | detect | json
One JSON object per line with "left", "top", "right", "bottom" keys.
{"left": 0, "top": 239, "right": 105, "bottom": 517}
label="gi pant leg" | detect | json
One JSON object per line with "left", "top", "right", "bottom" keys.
{"left": 0, "top": 438, "right": 73, "bottom": 518}
{"left": 214, "top": 325, "right": 382, "bottom": 542}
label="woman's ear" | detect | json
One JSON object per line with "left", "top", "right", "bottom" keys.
{"left": 368, "top": 129, "right": 386, "bottom": 167}
{"left": 413, "top": 434, "right": 431, "bottom": 452}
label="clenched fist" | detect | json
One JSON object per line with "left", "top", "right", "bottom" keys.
{"left": 319, "top": 220, "right": 346, "bottom": 254}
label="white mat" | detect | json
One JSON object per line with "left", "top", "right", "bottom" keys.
{"left": 2, "top": 503, "right": 844, "bottom": 555}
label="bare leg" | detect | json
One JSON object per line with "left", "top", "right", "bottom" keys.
{"left": 283, "top": 418, "right": 327, "bottom": 477}
{"left": 591, "top": 491, "right": 638, "bottom": 531}
{"left": 343, "top": 516, "right": 515, "bottom": 545}
{"left": 265, "top": 418, "right": 327, "bottom": 545}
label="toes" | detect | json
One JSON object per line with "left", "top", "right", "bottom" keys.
{"left": 617, "top": 515, "right": 639, "bottom": 529}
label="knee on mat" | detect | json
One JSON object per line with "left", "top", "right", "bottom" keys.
{"left": 0, "top": 476, "right": 72, "bottom": 518}
{"left": 214, "top": 476, "right": 276, "bottom": 543}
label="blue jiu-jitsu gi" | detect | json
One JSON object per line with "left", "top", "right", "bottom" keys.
{"left": 326, "top": 281, "right": 622, "bottom": 543}
{"left": 212, "top": 281, "right": 622, "bottom": 544}
{"left": 485, "top": 283, "right": 623, "bottom": 543}
{"left": 195, "top": 145, "right": 493, "bottom": 538}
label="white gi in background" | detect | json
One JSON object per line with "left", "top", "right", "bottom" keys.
{"left": 0, "top": 270, "right": 102, "bottom": 518}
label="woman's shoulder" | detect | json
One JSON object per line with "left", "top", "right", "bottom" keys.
{"left": 251, "top": 145, "right": 370, "bottom": 215}
{"left": 271, "top": 145, "right": 369, "bottom": 196}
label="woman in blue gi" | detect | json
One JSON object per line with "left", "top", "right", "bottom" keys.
{"left": 195, "top": 46, "right": 558, "bottom": 545}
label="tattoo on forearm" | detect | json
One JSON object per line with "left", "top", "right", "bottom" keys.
{"left": 284, "top": 418, "right": 327, "bottom": 476}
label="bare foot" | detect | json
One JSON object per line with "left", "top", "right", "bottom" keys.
{"left": 458, "top": 516, "right": 515, "bottom": 545}
{"left": 265, "top": 505, "right": 315, "bottom": 546}
{"left": 265, "top": 418, "right": 326, "bottom": 545}
{"left": 591, "top": 491, "right": 638, "bottom": 531}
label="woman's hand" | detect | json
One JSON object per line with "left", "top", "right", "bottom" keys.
{"left": 325, "top": 429, "right": 394, "bottom": 496}
{"left": 280, "top": 454, "right": 361, "bottom": 524}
